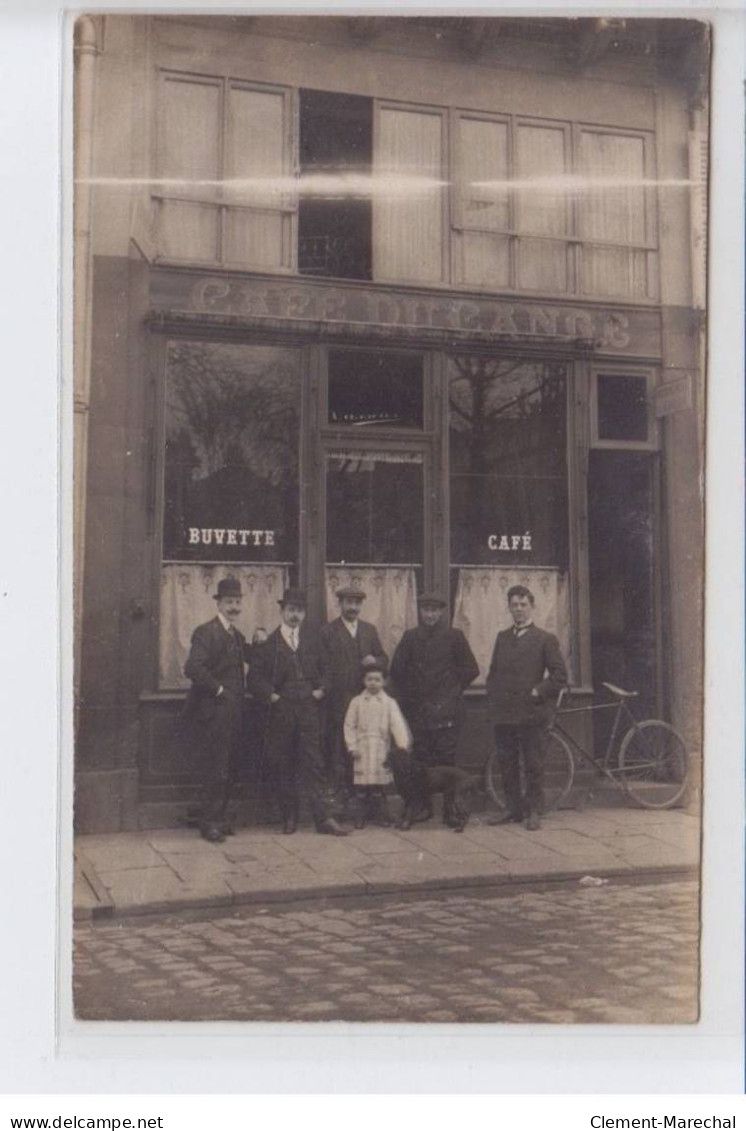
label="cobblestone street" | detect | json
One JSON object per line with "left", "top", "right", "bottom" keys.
{"left": 74, "top": 877, "right": 698, "bottom": 1024}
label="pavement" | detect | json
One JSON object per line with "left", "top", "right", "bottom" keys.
{"left": 74, "top": 806, "right": 700, "bottom": 921}
{"left": 74, "top": 878, "right": 700, "bottom": 1023}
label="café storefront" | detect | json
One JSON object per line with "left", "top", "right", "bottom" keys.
{"left": 74, "top": 16, "right": 705, "bottom": 831}
{"left": 131, "top": 272, "right": 666, "bottom": 812}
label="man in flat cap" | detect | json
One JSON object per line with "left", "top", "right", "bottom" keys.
{"left": 390, "top": 593, "right": 479, "bottom": 825}
{"left": 184, "top": 577, "right": 247, "bottom": 843}
{"left": 247, "top": 588, "right": 349, "bottom": 836}
{"left": 320, "top": 586, "right": 388, "bottom": 818}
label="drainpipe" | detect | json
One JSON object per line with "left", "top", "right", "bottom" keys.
{"left": 73, "top": 16, "right": 100, "bottom": 711}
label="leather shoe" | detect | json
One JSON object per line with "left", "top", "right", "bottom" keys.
{"left": 282, "top": 817, "right": 298, "bottom": 835}
{"left": 317, "top": 817, "right": 350, "bottom": 837}
{"left": 486, "top": 812, "right": 523, "bottom": 826}
{"left": 200, "top": 823, "right": 226, "bottom": 843}
{"left": 221, "top": 823, "right": 236, "bottom": 836}
{"left": 525, "top": 812, "right": 541, "bottom": 831}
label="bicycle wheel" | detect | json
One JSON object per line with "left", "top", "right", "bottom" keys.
{"left": 618, "top": 720, "right": 688, "bottom": 809}
{"left": 484, "top": 729, "right": 575, "bottom": 814}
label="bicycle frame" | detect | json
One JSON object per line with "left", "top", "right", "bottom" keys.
{"left": 551, "top": 692, "right": 639, "bottom": 785}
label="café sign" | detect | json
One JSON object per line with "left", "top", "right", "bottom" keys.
{"left": 151, "top": 271, "right": 663, "bottom": 357}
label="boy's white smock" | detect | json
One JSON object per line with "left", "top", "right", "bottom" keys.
{"left": 343, "top": 689, "right": 411, "bottom": 786}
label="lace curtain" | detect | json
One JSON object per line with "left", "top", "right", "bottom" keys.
{"left": 159, "top": 563, "right": 289, "bottom": 689}
{"left": 325, "top": 566, "right": 418, "bottom": 660}
{"left": 452, "top": 567, "right": 572, "bottom": 684}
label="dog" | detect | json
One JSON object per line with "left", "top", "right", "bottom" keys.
{"left": 388, "top": 747, "right": 479, "bottom": 833}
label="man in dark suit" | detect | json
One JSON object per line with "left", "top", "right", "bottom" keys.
{"left": 320, "top": 587, "right": 388, "bottom": 815}
{"left": 389, "top": 593, "right": 479, "bottom": 825}
{"left": 485, "top": 585, "right": 568, "bottom": 831}
{"left": 247, "top": 588, "right": 349, "bottom": 836}
{"left": 183, "top": 577, "right": 247, "bottom": 843}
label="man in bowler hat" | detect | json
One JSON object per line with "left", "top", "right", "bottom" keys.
{"left": 390, "top": 593, "right": 479, "bottom": 824}
{"left": 184, "top": 577, "right": 247, "bottom": 843}
{"left": 485, "top": 585, "right": 568, "bottom": 831}
{"left": 247, "top": 588, "right": 349, "bottom": 836}
{"left": 320, "top": 586, "right": 388, "bottom": 815}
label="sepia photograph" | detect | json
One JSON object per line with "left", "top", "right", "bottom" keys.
{"left": 72, "top": 13, "right": 708, "bottom": 1026}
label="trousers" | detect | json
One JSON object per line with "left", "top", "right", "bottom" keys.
{"left": 263, "top": 697, "right": 335, "bottom": 826}
{"left": 196, "top": 694, "right": 243, "bottom": 826}
{"left": 494, "top": 725, "right": 546, "bottom": 817}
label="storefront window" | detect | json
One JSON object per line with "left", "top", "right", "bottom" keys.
{"left": 596, "top": 372, "right": 650, "bottom": 444}
{"left": 159, "top": 341, "right": 301, "bottom": 688}
{"left": 163, "top": 341, "right": 301, "bottom": 563}
{"left": 327, "top": 349, "right": 424, "bottom": 428}
{"left": 448, "top": 356, "right": 570, "bottom": 680}
{"left": 326, "top": 450, "right": 424, "bottom": 565}
{"left": 448, "top": 357, "right": 568, "bottom": 566}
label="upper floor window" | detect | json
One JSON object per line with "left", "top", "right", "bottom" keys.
{"left": 155, "top": 72, "right": 295, "bottom": 271}
{"left": 154, "top": 72, "right": 657, "bottom": 300}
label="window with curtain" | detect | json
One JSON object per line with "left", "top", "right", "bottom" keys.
{"left": 374, "top": 106, "right": 445, "bottom": 283}
{"left": 455, "top": 115, "right": 510, "bottom": 289}
{"left": 578, "top": 129, "right": 653, "bottom": 299}
{"left": 159, "top": 341, "right": 301, "bottom": 688}
{"left": 448, "top": 357, "right": 568, "bottom": 567}
{"left": 156, "top": 73, "right": 294, "bottom": 269}
{"left": 448, "top": 356, "right": 571, "bottom": 680}
{"left": 326, "top": 450, "right": 424, "bottom": 566}
{"left": 515, "top": 123, "right": 570, "bottom": 293}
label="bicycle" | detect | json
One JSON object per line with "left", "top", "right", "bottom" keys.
{"left": 485, "top": 681, "right": 689, "bottom": 813}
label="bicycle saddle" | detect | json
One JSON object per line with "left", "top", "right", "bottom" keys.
{"left": 601, "top": 681, "right": 638, "bottom": 699}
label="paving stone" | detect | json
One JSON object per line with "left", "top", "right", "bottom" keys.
{"left": 78, "top": 840, "right": 165, "bottom": 873}
{"left": 74, "top": 877, "right": 699, "bottom": 1024}
{"left": 97, "top": 867, "right": 234, "bottom": 913}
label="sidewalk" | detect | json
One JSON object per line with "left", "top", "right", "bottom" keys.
{"left": 74, "top": 807, "right": 700, "bottom": 920}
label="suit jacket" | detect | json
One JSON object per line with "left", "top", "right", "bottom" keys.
{"left": 390, "top": 622, "right": 479, "bottom": 730}
{"left": 485, "top": 624, "right": 567, "bottom": 727}
{"left": 183, "top": 616, "right": 246, "bottom": 722}
{"left": 320, "top": 617, "right": 388, "bottom": 720}
{"left": 246, "top": 626, "right": 327, "bottom": 705}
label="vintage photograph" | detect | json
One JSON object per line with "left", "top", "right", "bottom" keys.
{"left": 72, "top": 14, "right": 707, "bottom": 1024}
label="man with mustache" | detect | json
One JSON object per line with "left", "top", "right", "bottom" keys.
{"left": 184, "top": 577, "right": 247, "bottom": 843}
{"left": 248, "top": 587, "right": 350, "bottom": 836}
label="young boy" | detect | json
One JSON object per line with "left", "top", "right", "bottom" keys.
{"left": 343, "top": 660, "right": 411, "bottom": 828}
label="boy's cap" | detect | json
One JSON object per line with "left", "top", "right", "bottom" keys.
{"left": 361, "top": 657, "right": 386, "bottom": 676}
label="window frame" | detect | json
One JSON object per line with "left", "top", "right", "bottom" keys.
{"left": 153, "top": 68, "right": 298, "bottom": 272}
{"left": 371, "top": 98, "right": 450, "bottom": 287}
{"left": 590, "top": 365, "right": 659, "bottom": 451}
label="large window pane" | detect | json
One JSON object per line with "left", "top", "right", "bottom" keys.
{"left": 160, "top": 77, "right": 220, "bottom": 201}
{"left": 328, "top": 349, "right": 423, "bottom": 429}
{"left": 163, "top": 342, "right": 301, "bottom": 564}
{"left": 226, "top": 87, "right": 285, "bottom": 207}
{"left": 448, "top": 357, "right": 568, "bottom": 566}
{"left": 516, "top": 124, "right": 567, "bottom": 237}
{"left": 326, "top": 450, "right": 424, "bottom": 564}
{"left": 579, "top": 131, "right": 646, "bottom": 245}
{"left": 374, "top": 108, "right": 444, "bottom": 282}
{"left": 459, "top": 117, "right": 509, "bottom": 232}
{"left": 588, "top": 450, "right": 657, "bottom": 740}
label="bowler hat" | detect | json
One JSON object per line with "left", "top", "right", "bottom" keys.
{"left": 213, "top": 577, "right": 242, "bottom": 600}
{"left": 278, "top": 587, "right": 308, "bottom": 607}
{"left": 417, "top": 592, "right": 447, "bottom": 609}
{"left": 336, "top": 586, "right": 367, "bottom": 601}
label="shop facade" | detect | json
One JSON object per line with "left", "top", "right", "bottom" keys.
{"left": 74, "top": 15, "right": 707, "bottom": 832}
